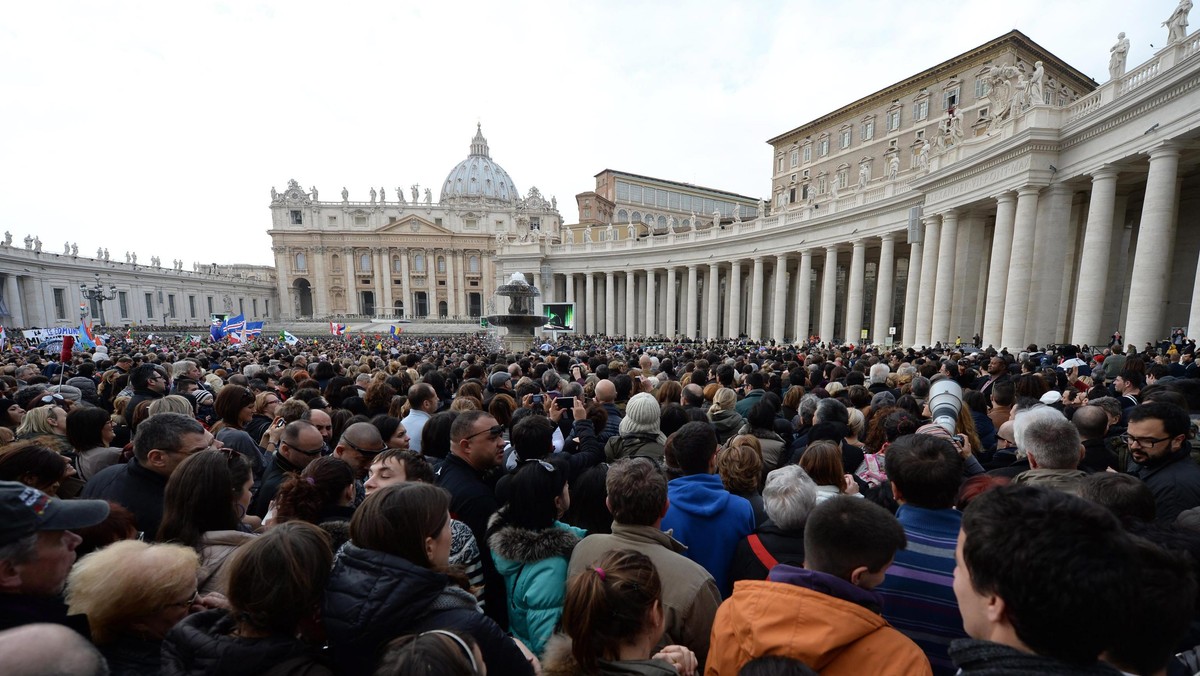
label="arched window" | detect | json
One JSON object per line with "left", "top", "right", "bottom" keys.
{"left": 414, "top": 254, "right": 425, "bottom": 272}
{"left": 438, "top": 301, "right": 448, "bottom": 317}
{"left": 437, "top": 257, "right": 446, "bottom": 273}
{"left": 330, "top": 254, "right": 340, "bottom": 272}
{"left": 359, "top": 254, "right": 371, "bottom": 271}
{"left": 294, "top": 252, "right": 306, "bottom": 270}
{"left": 617, "top": 209, "right": 628, "bottom": 222}
{"left": 468, "top": 255, "right": 480, "bottom": 273}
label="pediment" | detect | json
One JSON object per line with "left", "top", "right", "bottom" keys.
{"left": 377, "top": 215, "right": 453, "bottom": 235}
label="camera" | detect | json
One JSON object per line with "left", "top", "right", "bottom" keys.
{"left": 928, "top": 379, "right": 963, "bottom": 437}
{"left": 532, "top": 394, "right": 543, "bottom": 405}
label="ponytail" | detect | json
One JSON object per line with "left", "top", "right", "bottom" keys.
{"left": 561, "top": 549, "right": 661, "bottom": 673}
{"left": 273, "top": 456, "right": 353, "bottom": 525}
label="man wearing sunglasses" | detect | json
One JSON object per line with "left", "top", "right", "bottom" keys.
{"left": 436, "top": 410, "right": 509, "bottom": 628}
{"left": 248, "top": 420, "right": 324, "bottom": 518}
{"left": 126, "top": 364, "right": 167, "bottom": 433}
{"left": 333, "top": 423, "right": 389, "bottom": 507}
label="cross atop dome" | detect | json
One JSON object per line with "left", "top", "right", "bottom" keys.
{"left": 469, "top": 123, "right": 490, "bottom": 159}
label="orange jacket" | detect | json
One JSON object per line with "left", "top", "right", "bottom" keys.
{"left": 706, "top": 579, "right": 933, "bottom": 676}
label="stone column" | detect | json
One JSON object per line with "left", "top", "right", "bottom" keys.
{"left": 728, "top": 260, "right": 742, "bottom": 338}
{"left": 749, "top": 256, "right": 765, "bottom": 341}
{"left": 820, "top": 246, "right": 838, "bottom": 343}
{"left": 707, "top": 263, "right": 721, "bottom": 339}
{"left": 445, "top": 252, "right": 457, "bottom": 318}
{"left": 912, "top": 216, "right": 941, "bottom": 347}
{"left": 844, "top": 240, "right": 867, "bottom": 344}
{"left": 1000, "top": 187, "right": 1042, "bottom": 349}
{"left": 930, "top": 209, "right": 959, "bottom": 345}
{"left": 665, "top": 268, "right": 677, "bottom": 338}
{"left": 794, "top": 250, "right": 813, "bottom": 343}
{"left": 272, "top": 247, "right": 291, "bottom": 319}
{"left": 982, "top": 193, "right": 1017, "bottom": 345}
{"left": 342, "top": 248, "right": 355, "bottom": 315}
{"left": 645, "top": 269, "right": 657, "bottom": 337}
{"left": 372, "top": 249, "right": 385, "bottom": 316}
{"left": 1127, "top": 143, "right": 1183, "bottom": 347}
{"left": 872, "top": 233, "right": 896, "bottom": 345}
{"left": 686, "top": 265, "right": 699, "bottom": 339}
{"left": 585, "top": 273, "right": 596, "bottom": 334}
{"left": 1028, "top": 185, "right": 1074, "bottom": 343}
{"left": 395, "top": 249, "right": 409, "bottom": 319}
{"left": 564, "top": 273, "right": 575, "bottom": 332}
{"left": 311, "top": 247, "right": 329, "bottom": 317}
{"left": 772, "top": 254, "right": 789, "bottom": 343}
{"left": 605, "top": 271, "right": 616, "bottom": 335}
{"left": 902, "top": 241, "right": 923, "bottom": 346}
{"left": 381, "top": 248, "right": 394, "bottom": 318}
{"left": 625, "top": 270, "right": 637, "bottom": 338}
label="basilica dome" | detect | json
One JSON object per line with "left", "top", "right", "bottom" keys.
{"left": 440, "top": 124, "right": 519, "bottom": 205}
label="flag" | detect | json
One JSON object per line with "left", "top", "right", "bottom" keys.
{"left": 245, "top": 321, "right": 263, "bottom": 337}
{"left": 223, "top": 314, "right": 245, "bottom": 333}
{"left": 330, "top": 323, "right": 346, "bottom": 336}
{"left": 376, "top": 341, "right": 383, "bottom": 351}
{"left": 281, "top": 331, "right": 299, "bottom": 345}
{"left": 210, "top": 322, "right": 225, "bottom": 342}
{"left": 389, "top": 325, "right": 397, "bottom": 337}
{"left": 77, "top": 321, "right": 96, "bottom": 349}
{"left": 0, "top": 326, "right": 6, "bottom": 350}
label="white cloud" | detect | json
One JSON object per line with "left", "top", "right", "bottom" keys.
{"left": 0, "top": 0, "right": 1173, "bottom": 265}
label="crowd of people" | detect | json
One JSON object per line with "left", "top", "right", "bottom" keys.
{"left": 1, "top": 329, "right": 1200, "bottom": 675}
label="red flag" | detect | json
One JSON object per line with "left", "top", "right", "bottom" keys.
{"left": 60, "top": 335, "right": 75, "bottom": 363}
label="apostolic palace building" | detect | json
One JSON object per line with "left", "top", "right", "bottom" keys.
{"left": 6, "top": 1, "right": 1200, "bottom": 354}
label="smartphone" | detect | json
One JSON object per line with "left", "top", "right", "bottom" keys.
{"left": 556, "top": 396, "right": 575, "bottom": 410}
{"left": 532, "top": 394, "right": 544, "bottom": 405}
{"left": 274, "top": 418, "right": 286, "bottom": 428}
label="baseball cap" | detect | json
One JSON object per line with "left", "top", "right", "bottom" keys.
{"left": 0, "top": 481, "right": 110, "bottom": 546}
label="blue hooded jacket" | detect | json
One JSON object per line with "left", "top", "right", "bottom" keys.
{"left": 661, "top": 473, "right": 755, "bottom": 597}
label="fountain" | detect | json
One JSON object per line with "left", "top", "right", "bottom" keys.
{"left": 486, "top": 272, "right": 549, "bottom": 353}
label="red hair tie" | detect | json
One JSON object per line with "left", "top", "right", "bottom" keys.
{"left": 593, "top": 566, "right": 606, "bottom": 580}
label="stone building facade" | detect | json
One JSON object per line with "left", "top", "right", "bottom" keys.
{"left": 0, "top": 239, "right": 276, "bottom": 328}
{"left": 497, "top": 16, "right": 1200, "bottom": 350}
{"left": 268, "top": 125, "right": 562, "bottom": 321}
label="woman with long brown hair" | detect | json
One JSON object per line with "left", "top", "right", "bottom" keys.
{"left": 323, "top": 483, "right": 534, "bottom": 675}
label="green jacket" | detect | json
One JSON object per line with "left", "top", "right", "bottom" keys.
{"left": 488, "top": 515, "right": 586, "bottom": 656}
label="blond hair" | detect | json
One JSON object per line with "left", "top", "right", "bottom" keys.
{"left": 709, "top": 387, "right": 737, "bottom": 415}
{"left": 65, "top": 540, "right": 199, "bottom": 644}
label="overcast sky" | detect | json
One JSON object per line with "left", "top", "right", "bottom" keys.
{"left": 0, "top": 1, "right": 1178, "bottom": 266}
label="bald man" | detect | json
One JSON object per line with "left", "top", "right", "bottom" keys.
{"left": 595, "top": 379, "right": 623, "bottom": 442}
{"left": 1074, "top": 405, "right": 1118, "bottom": 472}
{"left": 0, "top": 624, "right": 107, "bottom": 676}
{"left": 334, "top": 422, "right": 388, "bottom": 506}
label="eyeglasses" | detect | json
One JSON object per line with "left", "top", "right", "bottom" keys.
{"left": 285, "top": 439, "right": 328, "bottom": 456}
{"left": 1121, "top": 433, "right": 1174, "bottom": 447}
{"left": 165, "top": 590, "right": 198, "bottom": 610}
{"left": 464, "top": 424, "right": 505, "bottom": 441}
{"left": 341, "top": 437, "right": 388, "bottom": 456}
{"left": 523, "top": 459, "right": 555, "bottom": 472}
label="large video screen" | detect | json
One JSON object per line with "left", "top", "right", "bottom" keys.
{"left": 543, "top": 303, "right": 576, "bottom": 332}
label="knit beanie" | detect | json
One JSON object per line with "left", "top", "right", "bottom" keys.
{"left": 619, "top": 392, "right": 664, "bottom": 442}
{"left": 869, "top": 391, "right": 895, "bottom": 410}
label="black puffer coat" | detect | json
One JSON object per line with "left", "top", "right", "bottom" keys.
{"left": 161, "top": 609, "right": 330, "bottom": 676}
{"left": 322, "top": 543, "right": 534, "bottom": 676}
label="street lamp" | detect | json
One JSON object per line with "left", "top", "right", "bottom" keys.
{"left": 79, "top": 273, "right": 117, "bottom": 326}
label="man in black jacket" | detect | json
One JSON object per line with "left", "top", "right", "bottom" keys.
{"left": 249, "top": 420, "right": 324, "bottom": 517}
{"left": 1126, "top": 401, "right": 1200, "bottom": 522}
{"left": 125, "top": 363, "right": 167, "bottom": 432}
{"left": 435, "top": 409, "right": 508, "bottom": 628}
{"left": 82, "top": 413, "right": 213, "bottom": 539}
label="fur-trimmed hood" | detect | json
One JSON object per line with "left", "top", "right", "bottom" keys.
{"left": 487, "top": 512, "right": 582, "bottom": 564}
{"left": 541, "top": 633, "right": 677, "bottom": 676}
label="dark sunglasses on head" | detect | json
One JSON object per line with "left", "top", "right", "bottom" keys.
{"left": 285, "top": 439, "right": 328, "bottom": 456}
{"left": 38, "top": 394, "right": 65, "bottom": 405}
{"left": 341, "top": 437, "right": 388, "bottom": 456}
{"left": 465, "top": 424, "right": 505, "bottom": 441}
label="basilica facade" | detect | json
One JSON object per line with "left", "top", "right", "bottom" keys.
{"left": 268, "top": 126, "right": 562, "bottom": 322}
{"left": 497, "top": 16, "right": 1200, "bottom": 350}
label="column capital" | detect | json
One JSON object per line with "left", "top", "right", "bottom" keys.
{"left": 824, "top": 243, "right": 841, "bottom": 254}
{"left": 851, "top": 239, "right": 867, "bottom": 249}
{"left": 879, "top": 231, "right": 897, "bottom": 243}
{"left": 940, "top": 207, "right": 959, "bottom": 220}
{"left": 993, "top": 191, "right": 1017, "bottom": 204}
{"left": 1091, "top": 166, "right": 1121, "bottom": 182}
{"left": 1148, "top": 140, "right": 1183, "bottom": 160}
{"left": 687, "top": 263, "right": 698, "bottom": 270}
{"left": 1016, "top": 185, "right": 1044, "bottom": 197}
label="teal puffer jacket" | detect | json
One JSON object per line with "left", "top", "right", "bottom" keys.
{"left": 488, "top": 513, "right": 585, "bottom": 656}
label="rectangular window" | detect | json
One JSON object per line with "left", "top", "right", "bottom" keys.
{"left": 327, "top": 216, "right": 337, "bottom": 226}
{"left": 802, "top": 145, "right": 812, "bottom": 163}
{"left": 642, "top": 187, "right": 653, "bottom": 205}
{"left": 861, "top": 120, "right": 874, "bottom": 141}
{"left": 119, "top": 292, "right": 129, "bottom": 319}
{"left": 206, "top": 297, "right": 214, "bottom": 315}
{"left": 656, "top": 190, "right": 668, "bottom": 208}
{"left": 435, "top": 218, "right": 443, "bottom": 226}
{"left": 887, "top": 110, "right": 901, "bottom": 131}
{"left": 681, "top": 194, "right": 692, "bottom": 211}
{"left": 668, "top": 192, "right": 680, "bottom": 209}
{"left": 818, "top": 139, "right": 829, "bottom": 156}
{"left": 777, "top": 157, "right": 784, "bottom": 172}
{"left": 529, "top": 217, "right": 541, "bottom": 230}
{"left": 837, "top": 171, "right": 848, "bottom": 189}
{"left": 465, "top": 218, "right": 478, "bottom": 230}
{"left": 790, "top": 150, "right": 799, "bottom": 167}
{"left": 615, "top": 181, "right": 630, "bottom": 201}
{"left": 840, "top": 129, "right": 851, "bottom": 149}
{"left": 975, "top": 78, "right": 989, "bottom": 98}
{"left": 265, "top": 299, "right": 270, "bottom": 317}
{"left": 53, "top": 288, "right": 66, "bottom": 320}
{"left": 188, "top": 295, "right": 196, "bottom": 319}
{"left": 801, "top": 184, "right": 810, "bottom": 200}
{"left": 354, "top": 215, "right": 366, "bottom": 226}
{"left": 789, "top": 187, "right": 796, "bottom": 203}
{"left": 145, "top": 293, "right": 154, "bottom": 319}
{"left": 914, "top": 100, "right": 929, "bottom": 121}
{"left": 943, "top": 88, "right": 959, "bottom": 110}
{"left": 629, "top": 185, "right": 643, "bottom": 203}
{"left": 290, "top": 210, "right": 302, "bottom": 225}
{"left": 168, "top": 295, "right": 176, "bottom": 319}
{"left": 252, "top": 299, "right": 258, "bottom": 316}
{"left": 238, "top": 299, "right": 244, "bottom": 316}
